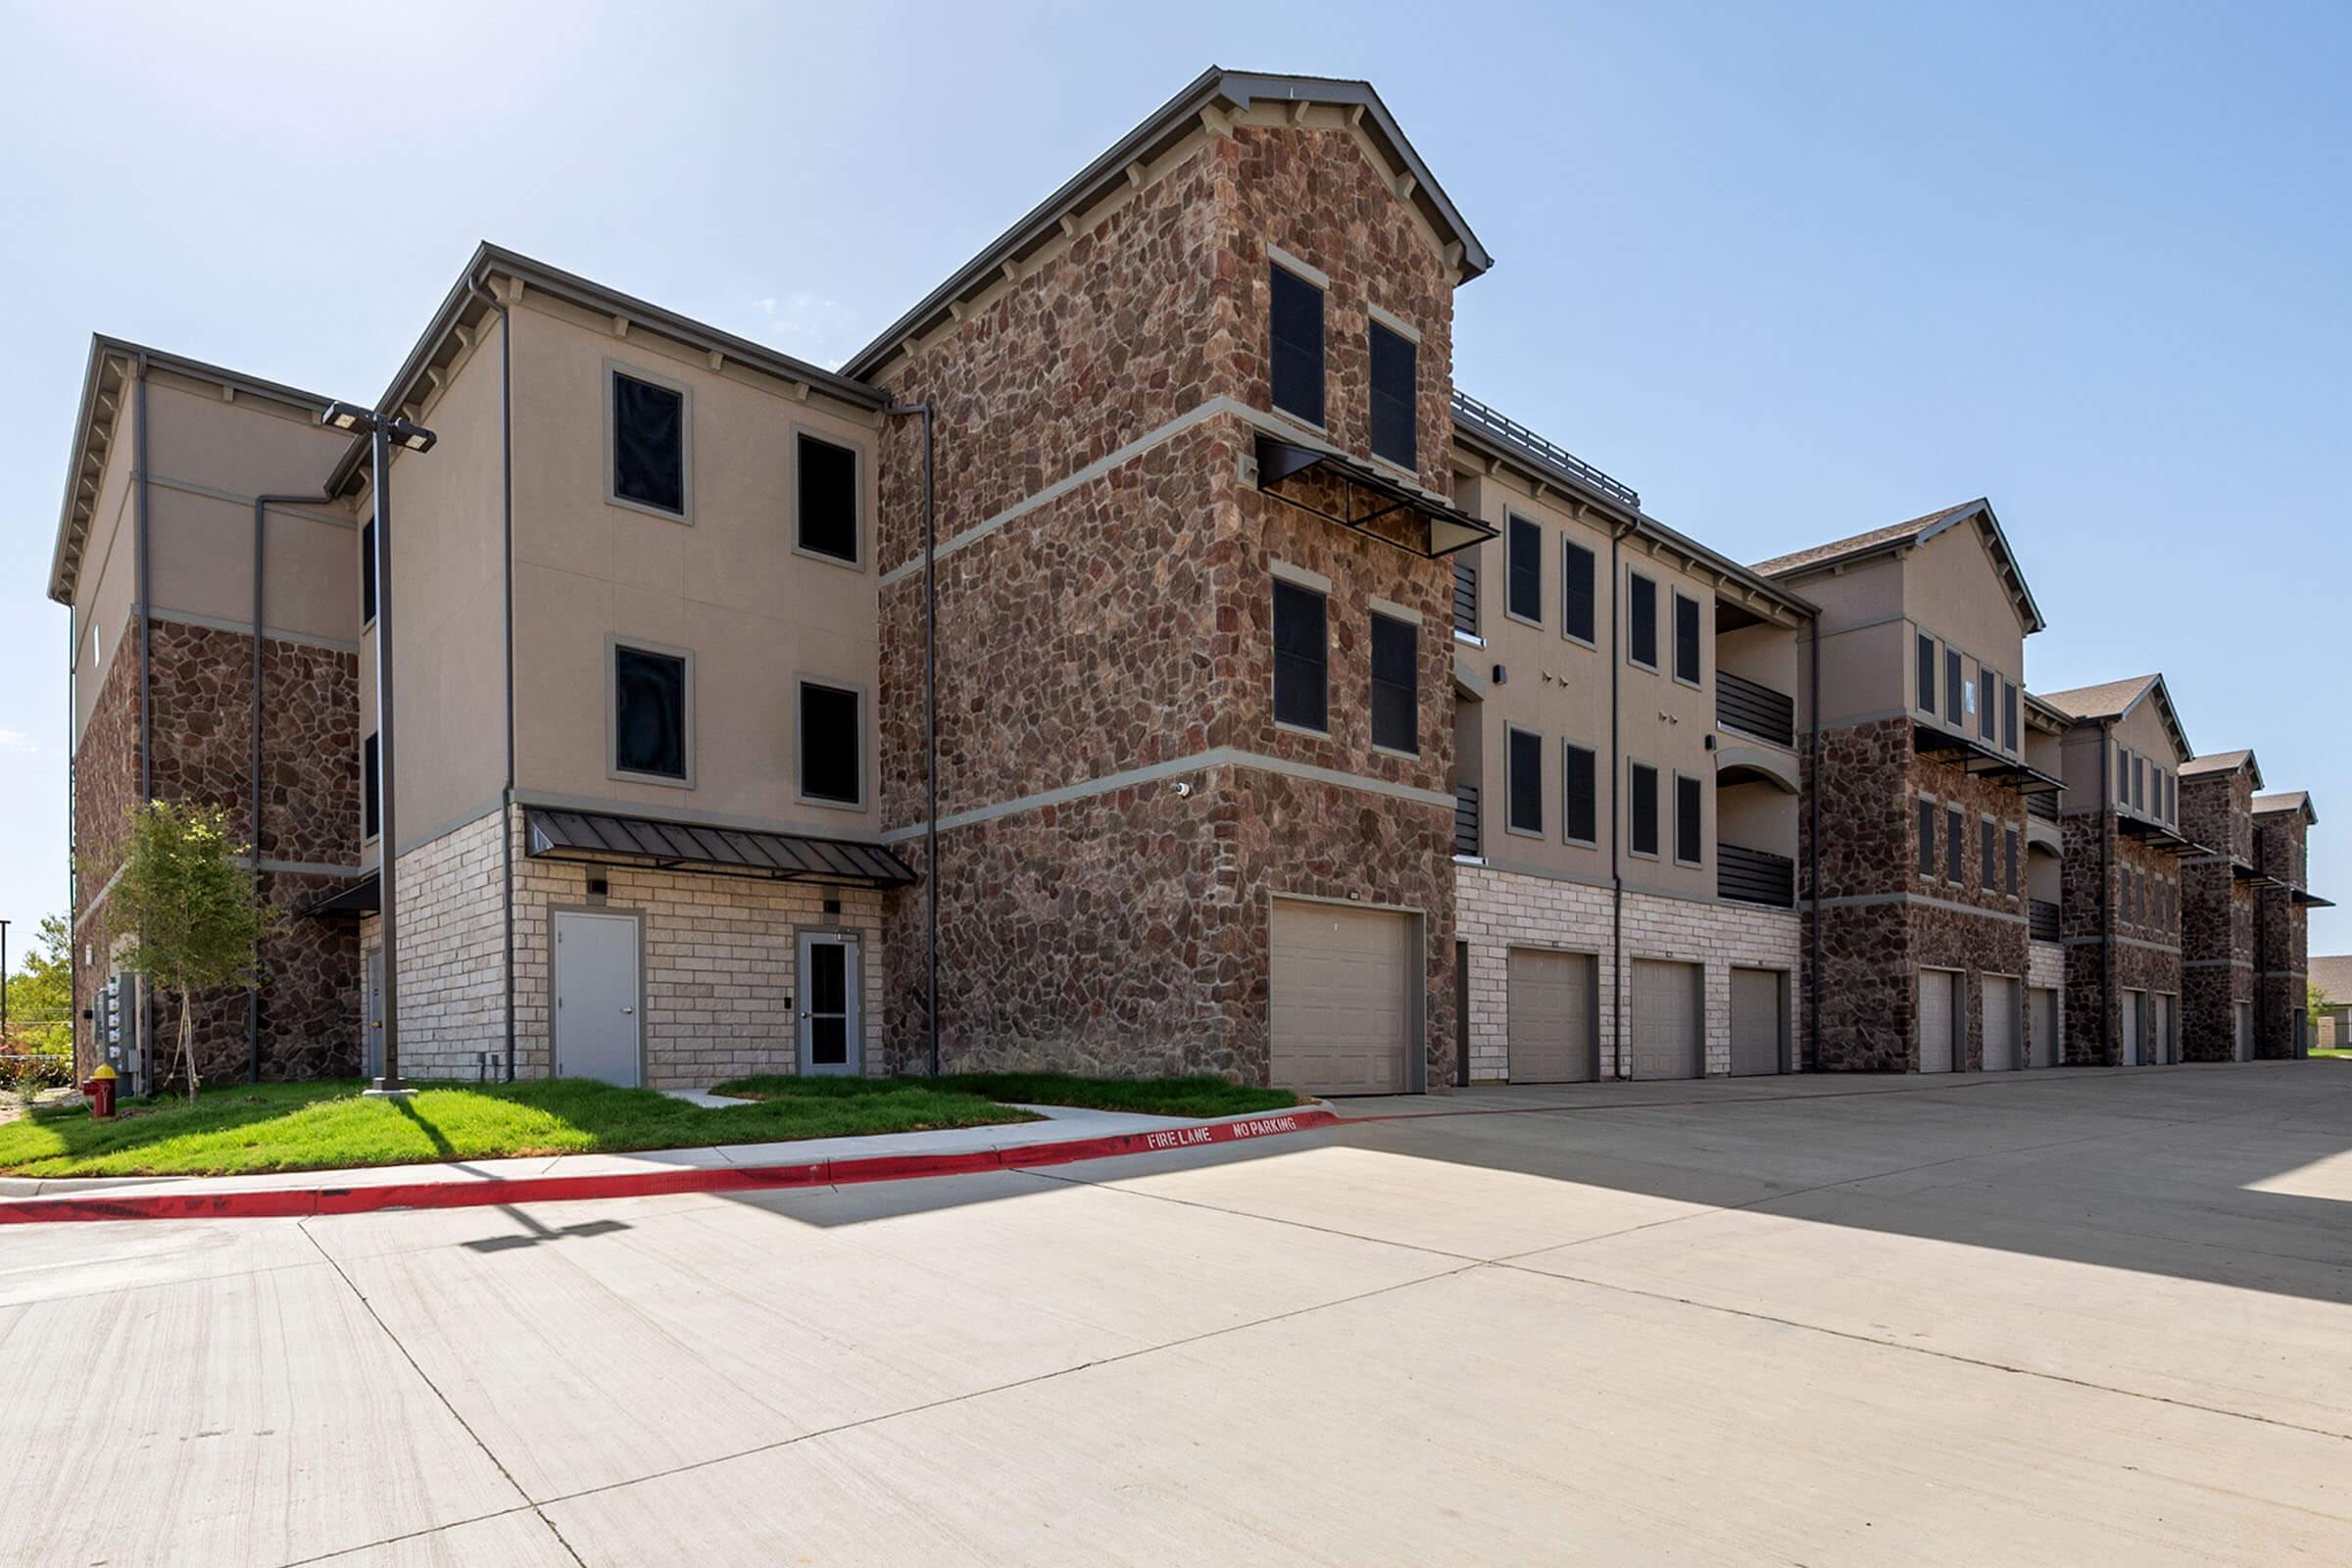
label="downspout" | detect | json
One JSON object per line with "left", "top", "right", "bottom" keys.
{"left": 1805, "top": 608, "right": 1821, "bottom": 1072}
{"left": 2099, "top": 720, "right": 2114, "bottom": 1065}
{"left": 248, "top": 490, "right": 334, "bottom": 1081}
{"left": 466, "top": 279, "right": 517, "bottom": 1083}
{"left": 1609, "top": 519, "right": 1630, "bottom": 1079}
{"left": 135, "top": 356, "right": 152, "bottom": 804}
{"left": 885, "top": 401, "right": 940, "bottom": 1076}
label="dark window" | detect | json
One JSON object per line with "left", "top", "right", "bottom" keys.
{"left": 1630, "top": 762, "right": 1660, "bottom": 857}
{"left": 1673, "top": 593, "right": 1701, "bottom": 684}
{"left": 1269, "top": 264, "right": 1325, "bottom": 426}
{"left": 613, "top": 644, "right": 688, "bottom": 779}
{"left": 1945, "top": 805, "right": 1964, "bottom": 882}
{"left": 2005, "top": 827, "right": 2019, "bottom": 897}
{"left": 2116, "top": 744, "right": 2129, "bottom": 804}
{"left": 799, "top": 682, "right": 860, "bottom": 805}
{"left": 360, "top": 515, "right": 377, "bottom": 625}
{"left": 612, "top": 371, "right": 686, "bottom": 515}
{"left": 1916, "top": 634, "right": 1936, "bottom": 713}
{"left": 1629, "top": 572, "right": 1658, "bottom": 668}
{"left": 1453, "top": 557, "right": 1478, "bottom": 638}
{"left": 1368, "top": 320, "right": 1416, "bottom": 469}
{"left": 2133, "top": 756, "right": 2145, "bottom": 810}
{"left": 1563, "top": 743, "right": 1597, "bottom": 844}
{"left": 1676, "top": 773, "right": 1703, "bottom": 865}
{"left": 1978, "top": 668, "right": 1996, "bottom": 740}
{"left": 1945, "top": 648, "right": 1963, "bottom": 724}
{"left": 1272, "top": 579, "right": 1328, "bottom": 731}
{"left": 363, "top": 732, "right": 380, "bottom": 840}
{"left": 1918, "top": 798, "right": 1936, "bottom": 875}
{"left": 1562, "top": 540, "right": 1595, "bottom": 643}
{"left": 797, "top": 433, "right": 859, "bottom": 563}
{"left": 1508, "top": 728, "right": 1543, "bottom": 834}
{"left": 2002, "top": 681, "right": 2019, "bottom": 752}
{"left": 1370, "top": 612, "right": 1418, "bottom": 754}
{"left": 1507, "top": 515, "right": 1542, "bottom": 622}
{"left": 1981, "top": 817, "right": 1997, "bottom": 890}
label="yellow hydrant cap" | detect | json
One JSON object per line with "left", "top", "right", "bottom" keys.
{"left": 91, "top": 1063, "right": 117, "bottom": 1079}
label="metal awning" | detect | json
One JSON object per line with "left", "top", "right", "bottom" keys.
{"left": 1254, "top": 434, "right": 1496, "bottom": 559}
{"left": 1911, "top": 722, "right": 2064, "bottom": 795}
{"left": 305, "top": 872, "right": 380, "bottom": 917}
{"left": 524, "top": 808, "right": 917, "bottom": 887}
{"left": 2117, "top": 814, "right": 2195, "bottom": 854}
{"left": 2293, "top": 888, "right": 2335, "bottom": 908}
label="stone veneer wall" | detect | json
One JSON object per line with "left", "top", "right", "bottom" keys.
{"left": 74, "top": 614, "right": 363, "bottom": 1083}
{"left": 2059, "top": 807, "right": 2183, "bottom": 1065}
{"left": 1455, "top": 868, "right": 1803, "bottom": 1082}
{"left": 1803, "top": 716, "right": 2030, "bottom": 1071}
{"left": 2180, "top": 860, "right": 2253, "bottom": 1062}
{"left": 871, "top": 115, "right": 1461, "bottom": 1086}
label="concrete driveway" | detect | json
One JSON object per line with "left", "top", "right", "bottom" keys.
{"left": 5, "top": 1063, "right": 2349, "bottom": 1565}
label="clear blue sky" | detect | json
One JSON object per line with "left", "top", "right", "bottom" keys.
{"left": 2, "top": 2, "right": 2345, "bottom": 963}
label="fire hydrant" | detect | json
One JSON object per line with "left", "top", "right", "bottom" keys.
{"left": 83, "top": 1063, "right": 117, "bottom": 1120}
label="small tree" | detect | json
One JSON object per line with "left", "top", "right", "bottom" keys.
{"left": 3, "top": 913, "right": 74, "bottom": 1058}
{"left": 105, "top": 803, "right": 273, "bottom": 1103}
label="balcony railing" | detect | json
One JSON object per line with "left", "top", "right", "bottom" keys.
{"left": 2027, "top": 791, "right": 2059, "bottom": 822}
{"left": 1716, "top": 670, "right": 1795, "bottom": 749}
{"left": 1453, "top": 558, "right": 1479, "bottom": 639}
{"left": 1454, "top": 784, "right": 1482, "bottom": 858}
{"left": 2030, "top": 899, "right": 2061, "bottom": 942}
{"left": 1719, "top": 842, "right": 1795, "bottom": 907}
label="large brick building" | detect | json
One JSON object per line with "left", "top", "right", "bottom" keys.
{"left": 54, "top": 68, "right": 2322, "bottom": 1094}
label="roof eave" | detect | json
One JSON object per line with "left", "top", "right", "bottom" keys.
{"left": 841, "top": 67, "right": 1493, "bottom": 383}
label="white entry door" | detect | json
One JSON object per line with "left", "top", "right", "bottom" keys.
{"left": 1981, "top": 977, "right": 2017, "bottom": 1072}
{"left": 2121, "top": 990, "right": 2142, "bottom": 1067}
{"left": 798, "top": 931, "right": 861, "bottom": 1076}
{"left": 1918, "top": 969, "right": 1958, "bottom": 1073}
{"left": 2234, "top": 1002, "right": 2253, "bottom": 1062}
{"left": 555, "top": 910, "right": 642, "bottom": 1086}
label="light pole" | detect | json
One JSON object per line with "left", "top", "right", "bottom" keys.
{"left": 320, "top": 402, "right": 435, "bottom": 1098}
{"left": 1, "top": 918, "right": 11, "bottom": 1050}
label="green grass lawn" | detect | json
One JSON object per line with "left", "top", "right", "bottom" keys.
{"left": 0, "top": 1077, "right": 1040, "bottom": 1179}
{"left": 715, "top": 1071, "right": 1301, "bottom": 1119}
{"left": 2314, "top": 1048, "right": 2352, "bottom": 1060}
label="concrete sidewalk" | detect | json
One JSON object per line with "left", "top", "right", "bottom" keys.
{"left": 0, "top": 1102, "right": 1311, "bottom": 1202}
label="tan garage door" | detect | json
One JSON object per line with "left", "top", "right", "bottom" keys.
{"left": 1981, "top": 976, "right": 2017, "bottom": 1072}
{"left": 1918, "top": 969, "right": 1956, "bottom": 1073}
{"left": 2120, "top": 990, "right": 2142, "bottom": 1066}
{"left": 1508, "top": 949, "right": 1595, "bottom": 1083}
{"left": 2030, "top": 986, "right": 2061, "bottom": 1068}
{"left": 1729, "top": 968, "right": 1784, "bottom": 1076}
{"left": 1631, "top": 959, "right": 1702, "bottom": 1080}
{"left": 1270, "top": 900, "right": 1412, "bottom": 1096}
{"left": 2155, "top": 994, "right": 2178, "bottom": 1064}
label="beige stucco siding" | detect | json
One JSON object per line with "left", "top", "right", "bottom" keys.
{"left": 1904, "top": 520, "right": 2028, "bottom": 701}
{"left": 71, "top": 406, "right": 141, "bottom": 742}
{"left": 506, "top": 296, "right": 882, "bottom": 834}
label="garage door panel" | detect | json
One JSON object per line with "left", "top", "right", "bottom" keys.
{"left": 1982, "top": 977, "right": 2016, "bottom": 1072}
{"left": 1919, "top": 970, "right": 1955, "bottom": 1073}
{"left": 1729, "top": 969, "right": 1783, "bottom": 1077}
{"left": 2030, "top": 986, "right": 2060, "bottom": 1068}
{"left": 1271, "top": 902, "right": 1411, "bottom": 1096}
{"left": 1508, "top": 949, "right": 1595, "bottom": 1084}
{"left": 1631, "top": 959, "right": 1701, "bottom": 1081}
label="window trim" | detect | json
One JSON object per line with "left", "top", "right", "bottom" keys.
{"left": 1628, "top": 759, "right": 1661, "bottom": 860}
{"left": 606, "top": 634, "right": 696, "bottom": 789}
{"left": 1561, "top": 740, "right": 1598, "bottom": 848}
{"left": 1504, "top": 724, "right": 1545, "bottom": 839}
{"left": 1916, "top": 633, "right": 1937, "bottom": 716}
{"left": 1560, "top": 536, "right": 1597, "bottom": 649}
{"left": 1626, "top": 568, "right": 1660, "bottom": 673}
{"left": 604, "top": 360, "right": 694, "bottom": 523}
{"left": 1504, "top": 514, "right": 1544, "bottom": 628}
{"left": 1977, "top": 666, "right": 1996, "bottom": 742}
{"left": 1980, "top": 813, "right": 1998, "bottom": 892}
{"left": 1670, "top": 590, "right": 1702, "bottom": 689}
{"left": 1270, "top": 572, "right": 1331, "bottom": 737}
{"left": 794, "top": 675, "right": 868, "bottom": 812}
{"left": 1368, "top": 608, "right": 1420, "bottom": 760}
{"left": 1945, "top": 803, "right": 1966, "bottom": 886}
{"left": 1944, "top": 647, "right": 1963, "bottom": 726}
{"left": 1267, "top": 259, "right": 1328, "bottom": 433}
{"left": 790, "top": 426, "right": 866, "bottom": 570}
{"left": 1365, "top": 318, "right": 1417, "bottom": 475}
{"left": 1672, "top": 769, "right": 1704, "bottom": 868}
{"left": 1917, "top": 793, "right": 1938, "bottom": 877}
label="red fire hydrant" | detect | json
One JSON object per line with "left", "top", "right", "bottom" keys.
{"left": 83, "top": 1063, "right": 118, "bottom": 1120}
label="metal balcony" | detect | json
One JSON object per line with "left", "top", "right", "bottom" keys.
{"left": 1454, "top": 784, "right": 1482, "bottom": 858}
{"left": 2030, "top": 899, "right": 2061, "bottom": 942}
{"left": 1716, "top": 671, "right": 1795, "bottom": 749}
{"left": 1719, "top": 842, "right": 1795, "bottom": 907}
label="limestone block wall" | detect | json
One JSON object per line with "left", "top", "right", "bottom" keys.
{"left": 1456, "top": 865, "right": 1801, "bottom": 1082}
{"left": 368, "top": 808, "right": 509, "bottom": 1081}
{"left": 2028, "top": 940, "right": 2066, "bottom": 992}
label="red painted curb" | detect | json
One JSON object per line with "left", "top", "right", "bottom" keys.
{"left": 0, "top": 1109, "right": 1337, "bottom": 1226}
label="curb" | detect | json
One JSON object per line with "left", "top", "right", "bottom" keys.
{"left": 0, "top": 1108, "right": 1338, "bottom": 1226}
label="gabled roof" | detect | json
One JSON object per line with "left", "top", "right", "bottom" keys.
{"left": 2180, "top": 748, "right": 2263, "bottom": 787}
{"left": 48, "top": 336, "right": 343, "bottom": 607}
{"left": 842, "top": 67, "right": 1493, "bottom": 382}
{"left": 1751, "top": 498, "right": 2045, "bottom": 635}
{"left": 2253, "top": 791, "right": 2318, "bottom": 824}
{"left": 2035, "top": 673, "right": 2193, "bottom": 762}
{"left": 2309, "top": 955, "right": 2352, "bottom": 1000}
